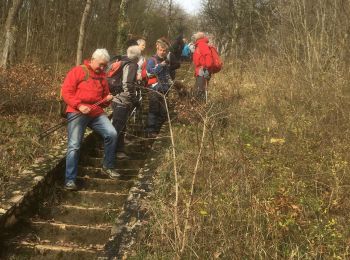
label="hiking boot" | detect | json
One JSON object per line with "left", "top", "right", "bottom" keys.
{"left": 64, "top": 180, "right": 77, "bottom": 191}
{"left": 116, "top": 151, "right": 129, "bottom": 160}
{"left": 102, "top": 168, "right": 120, "bottom": 179}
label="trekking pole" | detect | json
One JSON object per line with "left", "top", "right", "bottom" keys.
{"left": 132, "top": 88, "right": 143, "bottom": 123}
{"left": 205, "top": 79, "right": 208, "bottom": 104}
{"left": 38, "top": 97, "right": 109, "bottom": 139}
{"left": 128, "top": 91, "right": 142, "bottom": 124}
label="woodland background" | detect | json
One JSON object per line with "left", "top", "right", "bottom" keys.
{"left": 1, "top": 0, "right": 350, "bottom": 259}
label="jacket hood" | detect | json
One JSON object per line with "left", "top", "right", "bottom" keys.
{"left": 195, "top": 37, "right": 209, "bottom": 46}
{"left": 83, "top": 59, "right": 106, "bottom": 77}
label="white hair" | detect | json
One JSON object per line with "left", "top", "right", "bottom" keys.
{"left": 137, "top": 39, "right": 146, "bottom": 45}
{"left": 193, "top": 32, "right": 206, "bottom": 40}
{"left": 127, "top": 45, "right": 141, "bottom": 60}
{"left": 91, "top": 48, "right": 110, "bottom": 62}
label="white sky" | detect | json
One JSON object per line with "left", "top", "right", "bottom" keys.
{"left": 174, "top": 0, "right": 202, "bottom": 14}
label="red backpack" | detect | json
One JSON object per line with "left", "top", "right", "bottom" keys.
{"left": 208, "top": 45, "right": 223, "bottom": 73}
{"left": 196, "top": 45, "right": 223, "bottom": 74}
{"left": 106, "top": 60, "right": 123, "bottom": 78}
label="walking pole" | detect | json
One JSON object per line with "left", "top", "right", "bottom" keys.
{"left": 205, "top": 79, "right": 208, "bottom": 104}
{"left": 38, "top": 97, "right": 109, "bottom": 139}
{"left": 132, "top": 88, "right": 143, "bottom": 123}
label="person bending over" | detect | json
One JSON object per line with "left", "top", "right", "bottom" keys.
{"left": 61, "top": 49, "right": 119, "bottom": 190}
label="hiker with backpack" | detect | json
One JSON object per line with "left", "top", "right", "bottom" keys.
{"left": 192, "top": 32, "right": 223, "bottom": 101}
{"left": 61, "top": 49, "right": 119, "bottom": 190}
{"left": 144, "top": 38, "right": 173, "bottom": 138}
{"left": 168, "top": 35, "right": 183, "bottom": 80}
{"left": 181, "top": 38, "right": 192, "bottom": 62}
{"left": 107, "top": 45, "right": 142, "bottom": 160}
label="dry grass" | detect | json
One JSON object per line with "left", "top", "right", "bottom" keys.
{"left": 0, "top": 62, "right": 68, "bottom": 197}
{"left": 130, "top": 53, "right": 350, "bottom": 259}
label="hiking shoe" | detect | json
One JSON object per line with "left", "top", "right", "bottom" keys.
{"left": 116, "top": 151, "right": 129, "bottom": 160}
{"left": 102, "top": 168, "right": 120, "bottom": 179}
{"left": 64, "top": 180, "right": 77, "bottom": 191}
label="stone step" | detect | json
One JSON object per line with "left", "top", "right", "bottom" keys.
{"left": 87, "top": 149, "right": 147, "bottom": 160}
{"left": 81, "top": 157, "right": 145, "bottom": 169}
{"left": 58, "top": 190, "right": 128, "bottom": 209}
{"left": 48, "top": 205, "right": 119, "bottom": 226}
{"left": 127, "top": 123, "right": 146, "bottom": 130}
{"left": 7, "top": 241, "right": 103, "bottom": 260}
{"left": 79, "top": 166, "right": 139, "bottom": 179}
{"left": 93, "top": 142, "right": 147, "bottom": 153}
{"left": 76, "top": 176, "right": 133, "bottom": 193}
{"left": 22, "top": 221, "right": 111, "bottom": 246}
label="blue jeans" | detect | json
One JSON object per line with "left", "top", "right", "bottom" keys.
{"left": 65, "top": 113, "right": 118, "bottom": 183}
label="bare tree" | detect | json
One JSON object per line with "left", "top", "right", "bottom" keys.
{"left": 76, "top": 0, "right": 93, "bottom": 65}
{"left": 167, "top": 0, "right": 173, "bottom": 38}
{"left": 0, "top": 0, "right": 24, "bottom": 69}
{"left": 0, "top": 0, "right": 192, "bottom": 66}
{"left": 116, "top": 0, "right": 130, "bottom": 54}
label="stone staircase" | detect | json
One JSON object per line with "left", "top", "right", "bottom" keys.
{"left": 1, "top": 110, "right": 155, "bottom": 259}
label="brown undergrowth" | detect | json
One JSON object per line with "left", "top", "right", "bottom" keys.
{"left": 0, "top": 62, "right": 68, "bottom": 197}
{"left": 130, "top": 57, "right": 350, "bottom": 259}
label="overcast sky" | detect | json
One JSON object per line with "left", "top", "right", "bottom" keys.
{"left": 174, "top": 0, "right": 202, "bottom": 14}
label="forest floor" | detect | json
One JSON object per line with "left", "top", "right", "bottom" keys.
{"left": 0, "top": 63, "right": 67, "bottom": 199}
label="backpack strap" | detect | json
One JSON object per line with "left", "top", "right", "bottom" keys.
{"left": 80, "top": 64, "right": 105, "bottom": 83}
{"left": 59, "top": 64, "right": 94, "bottom": 101}
{"left": 80, "top": 64, "right": 90, "bottom": 81}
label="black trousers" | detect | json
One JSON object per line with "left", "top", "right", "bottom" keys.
{"left": 146, "top": 91, "right": 167, "bottom": 134}
{"left": 194, "top": 76, "right": 209, "bottom": 100}
{"left": 112, "top": 101, "right": 131, "bottom": 152}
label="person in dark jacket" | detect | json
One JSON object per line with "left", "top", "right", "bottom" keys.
{"left": 168, "top": 35, "right": 184, "bottom": 80}
{"left": 61, "top": 49, "right": 119, "bottom": 190}
{"left": 109, "top": 45, "right": 141, "bottom": 159}
{"left": 145, "top": 38, "right": 173, "bottom": 137}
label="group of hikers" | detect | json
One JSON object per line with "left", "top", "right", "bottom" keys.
{"left": 61, "top": 31, "right": 222, "bottom": 190}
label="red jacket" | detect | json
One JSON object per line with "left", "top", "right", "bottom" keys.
{"left": 62, "top": 60, "right": 111, "bottom": 117}
{"left": 193, "top": 37, "right": 213, "bottom": 76}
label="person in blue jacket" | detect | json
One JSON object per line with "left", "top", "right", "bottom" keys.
{"left": 144, "top": 38, "right": 173, "bottom": 138}
{"left": 181, "top": 38, "right": 192, "bottom": 61}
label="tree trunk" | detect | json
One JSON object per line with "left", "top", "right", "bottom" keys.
{"left": 116, "top": 0, "right": 130, "bottom": 54}
{"left": 0, "top": 0, "right": 24, "bottom": 69}
{"left": 76, "top": 0, "right": 93, "bottom": 66}
{"left": 24, "top": 1, "right": 31, "bottom": 60}
{"left": 167, "top": 0, "right": 173, "bottom": 38}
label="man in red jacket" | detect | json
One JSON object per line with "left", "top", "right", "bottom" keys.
{"left": 62, "top": 49, "right": 119, "bottom": 190}
{"left": 192, "top": 32, "right": 213, "bottom": 101}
